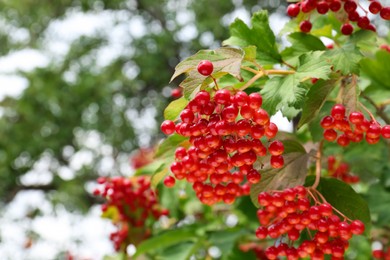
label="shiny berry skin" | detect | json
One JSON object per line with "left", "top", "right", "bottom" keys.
{"left": 300, "top": 20, "right": 312, "bottom": 33}
{"left": 329, "top": 0, "right": 342, "bottom": 12}
{"left": 248, "top": 93, "right": 263, "bottom": 109}
{"left": 320, "top": 116, "right": 334, "bottom": 129}
{"left": 268, "top": 140, "right": 284, "bottom": 156}
{"left": 270, "top": 155, "right": 284, "bottom": 168}
{"left": 350, "top": 220, "right": 365, "bottom": 235}
{"left": 287, "top": 4, "right": 300, "bottom": 17}
{"left": 161, "top": 120, "right": 176, "bottom": 135}
{"left": 382, "top": 125, "right": 390, "bottom": 138}
{"left": 369, "top": 1, "right": 382, "bottom": 14}
{"left": 214, "top": 89, "right": 231, "bottom": 105}
{"left": 317, "top": 1, "right": 329, "bottom": 14}
{"left": 197, "top": 60, "right": 214, "bottom": 76}
{"left": 344, "top": 0, "right": 357, "bottom": 13}
{"left": 163, "top": 176, "right": 176, "bottom": 187}
{"left": 171, "top": 88, "right": 182, "bottom": 98}
{"left": 380, "top": 7, "right": 390, "bottom": 20}
{"left": 331, "top": 104, "right": 346, "bottom": 120}
{"left": 324, "top": 129, "right": 337, "bottom": 141}
{"left": 341, "top": 23, "right": 353, "bottom": 35}
{"left": 349, "top": 111, "right": 364, "bottom": 125}
{"left": 357, "top": 16, "right": 370, "bottom": 29}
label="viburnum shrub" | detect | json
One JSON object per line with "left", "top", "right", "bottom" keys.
{"left": 100, "top": 3, "right": 390, "bottom": 259}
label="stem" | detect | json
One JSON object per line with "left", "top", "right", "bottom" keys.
{"left": 359, "top": 101, "right": 378, "bottom": 124}
{"left": 361, "top": 94, "right": 390, "bottom": 125}
{"left": 241, "top": 66, "right": 259, "bottom": 74}
{"left": 312, "top": 140, "right": 324, "bottom": 190}
{"left": 379, "top": 99, "right": 390, "bottom": 107}
{"left": 239, "top": 71, "right": 264, "bottom": 90}
{"left": 311, "top": 189, "right": 353, "bottom": 222}
{"left": 282, "top": 60, "right": 296, "bottom": 70}
{"left": 210, "top": 75, "right": 219, "bottom": 90}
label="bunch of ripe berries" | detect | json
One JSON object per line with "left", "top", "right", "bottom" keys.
{"left": 256, "top": 186, "right": 365, "bottom": 259}
{"left": 161, "top": 60, "right": 285, "bottom": 205}
{"left": 320, "top": 104, "right": 390, "bottom": 146}
{"left": 287, "top": 0, "right": 390, "bottom": 34}
{"left": 94, "top": 176, "right": 168, "bottom": 250}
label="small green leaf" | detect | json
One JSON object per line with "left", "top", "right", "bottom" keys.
{"left": 298, "top": 79, "right": 336, "bottom": 128}
{"left": 305, "top": 176, "right": 371, "bottom": 233}
{"left": 155, "top": 134, "right": 188, "bottom": 158}
{"left": 360, "top": 50, "right": 390, "bottom": 90}
{"left": 250, "top": 139, "right": 309, "bottom": 207}
{"left": 326, "top": 43, "right": 363, "bottom": 75}
{"left": 164, "top": 97, "right": 189, "bottom": 121}
{"left": 296, "top": 51, "right": 332, "bottom": 80}
{"left": 133, "top": 228, "right": 199, "bottom": 259}
{"left": 151, "top": 165, "right": 168, "bottom": 189}
{"left": 223, "top": 10, "right": 281, "bottom": 64}
{"left": 243, "top": 45, "right": 257, "bottom": 61}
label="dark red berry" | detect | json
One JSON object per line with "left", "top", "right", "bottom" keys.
{"left": 369, "top": 1, "right": 382, "bottom": 14}
{"left": 300, "top": 20, "right": 312, "bottom": 33}
{"left": 380, "top": 7, "right": 390, "bottom": 20}
{"left": 287, "top": 4, "right": 300, "bottom": 17}
{"left": 329, "top": 0, "right": 342, "bottom": 12}
{"left": 341, "top": 23, "right": 354, "bottom": 35}
{"left": 317, "top": 1, "right": 329, "bottom": 14}
{"left": 163, "top": 176, "right": 176, "bottom": 187}
{"left": 331, "top": 104, "right": 346, "bottom": 120}
{"left": 344, "top": 0, "right": 357, "bottom": 13}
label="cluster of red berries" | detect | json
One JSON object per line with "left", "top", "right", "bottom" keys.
{"left": 255, "top": 186, "right": 365, "bottom": 259}
{"left": 373, "top": 245, "right": 390, "bottom": 259}
{"left": 327, "top": 155, "right": 360, "bottom": 184}
{"left": 160, "top": 60, "right": 285, "bottom": 205}
{"left": 239, "top": 242, "right": 268, "bottom": 259}
{"left": 94, "top": 176, "right": 168, "bottom": 250}
{"left": 287, "top": 0, "right": 390, "bottom": 34}
{"left": 320, "top": 104, "right": 390, "bottom": 146}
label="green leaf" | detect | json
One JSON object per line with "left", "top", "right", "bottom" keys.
{"left": 366, "top": 183, "right": 390, "bottom": 226}
{"left": 282, "top": 32, "right": 326, "bottom": 64}
{"left": 208, "top": 228, "right": 248, "bottom": 255}
{"left": 243, "top": 46, "right": 257, "bottom": 61}
{"left": 261, "top": 51, "right": 331, "bottom": 116}
{"left": 170, "top": 48, "right": 244, "bottom": 98}
{"left": 305, "top": 176, "right": 371, "bottom": 233}
{"left": 134, "top": 159, "right": 166, "bottom": 176}
{"left": 164, "top": 98, "right": 189, "bottom": 121}
{"left": 151, "top": 164, "right": 168, "bottom": 189}
{"left": 155, "top": 134, "right": 188, "bottom": 158}
{"left": 158, "top": 242, "right": 198, "bottom": 260}
{"left": 326, "top": 43, "right": 363, "bottom": 75}
{"left": 133, "top": 228, "right": 199, "bottom": 259}
{"left": 223, "top": 10, "right": 281, "bottom": 64}
{"left": 350, "top": 30, "right": 378, "bottom": 53}
{"left": 298, "top": 80, "right": 336, "bottom": 128}
{"left": 250, "top": 139, "right": 309, "bottom": 207}
{"left": 360, "top": 50, "right": 390, "bottom": 91}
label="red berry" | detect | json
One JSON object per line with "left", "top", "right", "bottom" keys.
{"left": 214, "top": 89, "right": 231, "bottom": 105}
{"left": 248, "top": 93, "right": 263, "bottom": 109}
{"left": 380, "top": 7, "right": 390, "bottom": 20}
{"left": 287, "top": 3, "right": 300, "bottom": 17}
{"left": 324, "top": 129, "right": 338, "bottom": 141}
{"left": 194, "top": 90, "right": 211, "bottom": 105}
{"left": 331, "top": 104, "right": 346, "bottom": 120}
{"left": 268, "top": 140, "right": 284, "bottom": 156}
{"left": 270, "top": 155, "right": 284, "bottom": 169}
{"left": 350, "top": 220, "right": 365, "bottom": 235}
{"left": 341, "top": 23, "right": 354, "bottom": 35}
{"left": 369, "top": 1, "right": 382, "bottom": 14}
{"left": 348, "top": 11, "right": 360, "bottom": 22}
{"left": 320, "top": 116, "right": 334, "bottom": 129}
{"left": 163, "top": 176, "right": 176, "bottom": 187}
{"left": 344, "top": 0, "right": 357, "bottom": 13}
{"left": 171, "top": 88, "right": 182, "bottom": 98}
{"left": 337, "top": 134, "right": 350, "bottom": 147}
{"left": 161, "top": 120, "right": 176, "bottom": 135}
{"left": 382, "top": 125, "right": 390, "bottom": 138}
{"left": 329, "top": 0, "right": 342, "bottom": 12}
{"left": 300, "top": 20, "right": 312, "bottom": 33}
{"left": 349, "top": 111, "right": 364, "bottom": 125}
{"left": 317, "top": 1, "right": 329, "bottom": 14}
{"left": 197, "top": 60, "right": 214, "bottom": 76}
{"left": 357, "top": 16, "right": 370, "bottom": 29}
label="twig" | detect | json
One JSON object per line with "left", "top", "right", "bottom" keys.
{"left": 311, "top": 140, "right": 323, "bottom": 190}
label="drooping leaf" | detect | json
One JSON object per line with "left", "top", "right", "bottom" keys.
{"left": 298, "top": 79, "right": 336, "bottom": 128}
{"left": 305, "top": 176, "right": 371, "bottom": 233}
{"left": 326, "top": 43, "right": 363, "bottom": 75}
{"left": 164, "top": 98, "right": 189, "bottom": 121}
{"left": 250, "top": 139, "right": 309, "bottom": 207}
{"left": 223, "top": 10, "right": 281, "bottom": 64}
{"left": 342, "top": 76, "right": 359, "bottom": 115}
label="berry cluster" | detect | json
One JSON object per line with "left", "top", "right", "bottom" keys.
{"left": 255, "top": 186, "right": 365, "bottom": 259}
{"left": 130, "top": 148, "right": 155, "bottom": 169}
{"left": 161, "top": 60, "right": 285, "bottom": 205}
{"left": 287, "top": 0, "right": 390, "bottom": 34}
{"left": 239, "top": 242, "right": 268, "bottom": 259}
{"left": 94, "top": 176, "right": 168, "bottom": 250}
{"left": 161, "top": 87, "right": 285, "bottom": 205}
{"left": 327, "top": 155, "right": 360, "bottom": 184}
{"left": 320, "top": 104, "right": 390, "bottom": 146}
